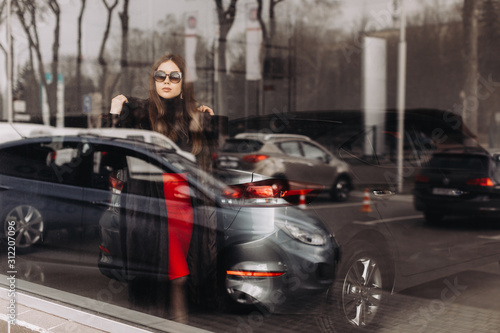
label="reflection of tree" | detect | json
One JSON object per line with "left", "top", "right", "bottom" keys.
{"left": 256, "top": 0, "right": 283, "bottom": 68}
{"left": 76, "top": 0, "right": 86, "bottom": 109}
{"left": 215, "top": 0, "right": 238, "bottom": 116}
{"left": 462, "top": 0, "right": 479, "bottom": 135}
{"left": 14, "top": 0, "right": 62, "bottom": 125}
{"left": 59, "top": 55, "right": 96, "bottom": 121}
{"left": 0, "top": 1, "right": 7, "bottom": 57}
{"left": 401, "top": 3, "right": 463, "bottom": 112}
{"left": 291, "top": 1, "right": 341, "bottom": 111}
{"left": 14, "top": 64, "right": 40, "bottom": 120}
{"left": 119, "top": 0, "right": 130, "bottom": 95}
{"left": 478, "top": 0, "right": 500, "bottom": 144}
{"left": 97, "top": 0, "right": 119, "bottom": 122}
{"left": 0, "top": 0, "right": 9, "bottom": 115}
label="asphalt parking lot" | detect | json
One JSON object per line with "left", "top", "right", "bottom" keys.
{"left": 2, "top": 261, "right": 500, "bottom": 333}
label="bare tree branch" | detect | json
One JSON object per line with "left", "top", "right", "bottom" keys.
{"left": 97, "top": 0, "right": 119, "bottom": 120}
{"left": 215, "top": 0, "right": 238, "bottom": 38}
{"left": 119, "top": 0, "right": 130, "bottom": 94}
{"left": 0, "top": 0, "right": 6, "bottom": 57}
{"left": 48, "top": 0, "right": 61, "bottom": 84}
{"left": 13, "top": 0, "right": 62, "bottom": 124}
{"left": 214, "top": 0, "right": 239, "bottom": 116}
{"left": 98, "top": 0, "right": 119, "bottom": 66}
{"left": 462, "top": 0, "right": 479, "bottom": 134}
{"left": 76, "top": 0, "right": 87, "bottom": 103}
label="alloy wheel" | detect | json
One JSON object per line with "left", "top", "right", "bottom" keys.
{"left": 4, "top": 205, "right": 44, "bottom": 249}
{"left": 341, "top": 256, "right": 383, "bottom": 328}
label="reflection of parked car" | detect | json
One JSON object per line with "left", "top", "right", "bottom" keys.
{"left": 215, "top": 133, "right": 354, "bottom": 201}
{"left": 52, "top": 127, "right": 196, "bottom": 162}
{"left": 0, "top": 122, "right": 54, "bottom": 144}
{"left": 414, "top": 146, "right": 500, "bottom": 222}
{"left": 0, "top": 135, "right": 338, "bottom": 310}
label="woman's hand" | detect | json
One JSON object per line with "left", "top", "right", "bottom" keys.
{"left": 110, "top": 94, "right": 128, "bottom": 115}
{"left": 197, "top": 105, "right": 214, "bottom": 116}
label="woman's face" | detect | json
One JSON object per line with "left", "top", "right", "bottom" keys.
{"left": 155, "top": 60, "right": 182, "bottom": 100}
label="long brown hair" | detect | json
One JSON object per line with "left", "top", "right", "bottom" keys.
{"left": 147, "top": 54, "right": 204, "bottom": 155}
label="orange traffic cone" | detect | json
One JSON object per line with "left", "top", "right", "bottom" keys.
{"left": 298, "top": 190, "right": 307, "bottom": 209}
{"left": 360, "top": 188, "right": 372, "bottom": 212}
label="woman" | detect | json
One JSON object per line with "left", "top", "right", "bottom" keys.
{"left": 109, "top": 54, "right": 218, "bottom": 322}
{"left": 110, "top": 54, "right": 215, "bottom": 170}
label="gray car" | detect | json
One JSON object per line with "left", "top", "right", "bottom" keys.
{"left": 216, "top": 133, "right": 354, "bottom": 201}
{"left": 0, "top": 135, "right": 338, "bottom": 311}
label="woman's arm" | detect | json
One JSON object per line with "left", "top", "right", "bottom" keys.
{"left": 110, "top": 95, "right": 150, "bottom": 130}
{"left": 110, "top": 94, "right": 129, "bottom": 115}
{"left": 197, "top": 105, "right": 214, "bottom": 115}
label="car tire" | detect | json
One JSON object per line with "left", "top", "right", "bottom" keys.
{"left": 322, "top": 241, "right": 391, "bottom": 332}
{"left": 330, "top": 177, "right": 351, "bottom": 202}
{"left": 424, "top": 211, "right": 444, "bottom": 224}
{"left": 3, "top": 204, "right": 45, "bottom": 250}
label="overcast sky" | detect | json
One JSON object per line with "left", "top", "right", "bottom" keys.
{"left": 0, "top": 0, "right": 461, "bottom": 92}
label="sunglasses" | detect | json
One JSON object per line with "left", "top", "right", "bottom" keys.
{"left": 153, "top": 70, "right": 182, "bottom": 84}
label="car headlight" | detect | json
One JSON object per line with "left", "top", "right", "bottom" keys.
{"left": 277, "top": 221, "right": 326, "bottom": 246}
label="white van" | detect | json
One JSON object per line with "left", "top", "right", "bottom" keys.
{"left": 0, "top": 122, "right": 55, "bottom": 144}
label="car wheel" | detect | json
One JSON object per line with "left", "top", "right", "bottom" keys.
{"left": 322, "top": 242, "right": 391, "bottom": 332}
{"left": 3, "top": 205, "right": 44, "bottom": 249}
{"left": 330, "top": 177, "right": 350, "bottom": 202}
{"left": 424, "top": 211, "right": 443, "bottom": 223}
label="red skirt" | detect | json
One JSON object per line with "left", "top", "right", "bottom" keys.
{"left": 163, "top": 173, "right": 194, "bottom": 280}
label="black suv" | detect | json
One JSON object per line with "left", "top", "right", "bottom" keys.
{"left": 414, "top": 146, "right": 500, "bottom": 222}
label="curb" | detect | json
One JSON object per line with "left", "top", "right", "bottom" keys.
{"left": 0, "top": 277, "right": 214, "bottom": 333}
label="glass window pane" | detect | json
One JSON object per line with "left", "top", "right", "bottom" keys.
{"left": 278, "top": 141, "right": 302, "bottom": 157}
{"left": 302, "top": 142, "right": 326, "bottom": 161}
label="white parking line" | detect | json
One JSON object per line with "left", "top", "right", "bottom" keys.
{"left": 353, "top": 214, "right": 423, "bottom": 225}
{"left": 477, "top": 234, "right": 500, "bottom": 240}
{"left": 309, "top": 202, "right": 363, "bottom": 209}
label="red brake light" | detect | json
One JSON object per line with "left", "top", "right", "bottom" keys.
{"left": 415, "top": 174, "right": 429, "bottom": 183}
{"left": 99, "top": 245, "right": 110, "bottom": 254}
{"left": 222, "top": 178, "right": 324, "bottom": 206}
{"left": 466, "top": 178, "right": 494, "bottom": 186}
{"left": 224, "top": 184, "right": 279, "bottom": 199}
{"left": 246, "top": 185, "right": 275, "bottom": 198}
{"left": 243, "top": 154, "right": 269, "bottom": 163}
{"left": 109, "top": 175, "right": 124, "bottom": 191}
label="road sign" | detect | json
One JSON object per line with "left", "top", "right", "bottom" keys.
{"left": 83, "top": 94, "right": 92, "bottom": 114}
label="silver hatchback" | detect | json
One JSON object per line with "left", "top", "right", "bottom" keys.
{"left": 216, "top": 133, "right": 354, "bottom": 201}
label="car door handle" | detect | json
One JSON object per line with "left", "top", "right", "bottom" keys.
{"left": 372, "top": 190, "right": 395, "bottom": 197}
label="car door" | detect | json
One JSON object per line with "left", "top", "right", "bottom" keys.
{"left": 0, "top": 140, "right": 85, "bottom": 250}
{"left": 299, "top": 141, "right": 336, "bottom": 186}
{"left": 275, "top": 140, "right": 316, "bottom": 183}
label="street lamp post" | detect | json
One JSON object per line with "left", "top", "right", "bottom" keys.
{"left": 7, "top": 0, "right": 13, "bottom": 123}
{"left": 397, "top": 0, "right": 407, "bottom": 193}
